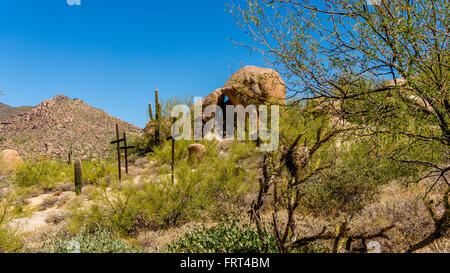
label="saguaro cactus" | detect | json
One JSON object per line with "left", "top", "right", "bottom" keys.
{"left": 74, "top": 159, "right": 82, "bottom": 195}
{"left": 149, "top": 89, "right": 162, "bottom": 146}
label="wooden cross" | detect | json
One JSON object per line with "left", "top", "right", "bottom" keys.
{"left": 166, "top": 117, "right": 177, "bottom": 184}
{"left": 111, "top": 124, "right": 135, "bottom": 180}
{"left": 120, "top": 131, "right": 135, "bottom": 175}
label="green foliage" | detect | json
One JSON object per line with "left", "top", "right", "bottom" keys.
{"left": 68, "top": 180, "right": 141, "bottom": 234}
{"left": 143, "top": 95, "right": 193, "bottom": 153}
{"left": 81, "top": 159, "right": 117, "bottom": 185}
{"left": 0, "top": 228, "right": 24, "bottom": 253}
{"left": 0, "top": 194, "right": 25, "bottom": 253}
{"left": 167, "top": 220, "right": 328, "bottom": 253}
{"left": 127, "top": 135, "right": 152, "bottom": 158}
{"left": 71, "top": 140, "right": 256, "bottom": 234}
{"left": 149, "top": 140, "right": 256, "bottom": 223}
{"left": 167, "top": 220, "right": 277, "bottom": 253}
{"left": 14, "top": 158, "right": 116, "bottom": 190}
{"left": 38, "top": 224, "right": 141, "bottom": 253}
{"left": 15, "top": 159, "right": 72, "bottom": 189}
{"left": 300, "top": 139, "right": 421, "bottom": 216}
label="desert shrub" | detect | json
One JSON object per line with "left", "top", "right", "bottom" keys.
{"left": 68, "top": 179, "right": 142, "bottom": 234}
{"left": 167, "top": 219, "right": 327, "bottom": 253}
{"left": 127, "top": 135, "right": 151, "bottom": 160}
{"left": 38, "top": 224, "right": 141, "bottom": 253}
{"left": 149, "top": 140, "right": 256, "bottom": 222}
{"left": 14, "top": 159, "right": 72, "bottom": 189}
{"left": 15, "top": 158, "right": 116, "bottom": 190}
{"left": 167, "top": 220, "right": 277, "bottom": 253}
{"left": 142, "top": 163, "right": 204, "bottom": 228}
{"left": 300, "top": 140, "right": 421, "bottom": 216}
{"left": 81, "top": 159, "right": 117, "bottom": 184}
{"left": 70, "top": 140, "right": 256, "bottom": 234}
{"left": 150, "top": 139, "right": 201, "bottom": 167}
{"left": 0, "top": 194, "right": 25, "bottom": 253}
{"left": 0, "top": 228, "right": 24, "bottom": 253}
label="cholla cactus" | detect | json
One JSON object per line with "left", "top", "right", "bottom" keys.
{"left": 74, "top": 159, "right": 82, "bottom": 195}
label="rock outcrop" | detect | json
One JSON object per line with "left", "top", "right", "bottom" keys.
{"left": 222, "top": 66, "right": 286, "bottom": 106}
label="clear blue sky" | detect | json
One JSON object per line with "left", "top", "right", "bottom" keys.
{"left": 0, "top": 0, "right": 265, "bottom": 128}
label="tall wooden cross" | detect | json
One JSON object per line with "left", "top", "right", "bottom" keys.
{"left": 110, "top": 124, "right": 135, "bottom": 180}
{"left": 120, "top": 131, "right": 135, "bottom": 175}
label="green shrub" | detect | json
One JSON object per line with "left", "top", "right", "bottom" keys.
{"left": 0, "top": 194, "right": 25, "bottom": 253}
{"left": 167, "top": 220, "right": 328, "bottom": 253}
{"left": 14, "top": 159, "right": 72, "bottom": 189}
{"left": 167, "top": 220, "right": 277, "bottom": 253}
{"left": 38, "top": 224, "right": 142, "bottom": 253}
{"left": 70, "top": 140, "right": 257, "bottom": 234}
{"left": 14, "top": 158, "right": 116, "bottom": 190}
{"left": 68, "top": 180, "right": 142, "bottom": 234}
{"left": 81, "top": 159, "right": 117, "bottom": 185}
{"left": 0, "top": 227, "right": 24, "bottom": 253}
{"left": 299, "top": 139, "right": 421, "bottom": 216}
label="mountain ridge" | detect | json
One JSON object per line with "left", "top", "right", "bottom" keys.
{"left": 0, "top": 95, "right": 142, "bottom": 159}
{"left": 0, "top": 103, "right": 34, "bottom": 122}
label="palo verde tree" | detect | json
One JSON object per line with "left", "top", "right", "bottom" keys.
{"left": 230, "top": 0, "right": 449, "bottom": 252}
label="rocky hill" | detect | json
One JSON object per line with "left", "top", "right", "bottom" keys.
{"left": 0, "top": 95, "right": 142, "bottom": 159}
{"left": 0, "top": 103, "right": 33, "bottom": 121}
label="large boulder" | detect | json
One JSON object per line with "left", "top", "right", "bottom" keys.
{"left": 222, "top": 66, "right": 286, "bottom": 106}
{"left": 0, "top": 149, "right": 23, "bottom": 174}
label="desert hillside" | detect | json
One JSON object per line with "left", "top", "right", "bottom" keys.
{"left": 0, "top": 103, "right": 33, "bottom": 121}
{"left": 0, "top": 95, "right": 142, "bottom": 159}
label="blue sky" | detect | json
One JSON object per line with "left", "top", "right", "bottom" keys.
{"left": 0, "top": 0, "right": 265, "bottom": 128}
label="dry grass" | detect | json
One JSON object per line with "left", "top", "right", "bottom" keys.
{"left": 39, "top": 196, "right": 59, "bottom": 211}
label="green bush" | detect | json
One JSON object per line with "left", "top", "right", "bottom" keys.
{"left": 70, "top": 140, "right": 257, "bottom": 234}
{"left": 14, "top": 158, "right": 116, "bottom": 190}
{"left": 167, "top": 220, "right": 277, "bottom": 253}
{"left": 299, "top": 139, "right": 421, "bottom": 216}
{"left": 14, "top": 159, "right": 72, "bottom": 189}
{"left": 68, "top": 180, "right": 142, "bottom": 234}
{"left": 0, "top": 194, "right": 25, "bottom": 253}
{"left": 167, "top": 220, "right": 328, "bottom": 253}
{"left": 0, "top": 228, "right": 24, "bottom": 253}
{"left": 81, "top": 159, "right": 117, "bottom": 185}
{"left": 38, "top": 224, "right": 141, "bottom": 253}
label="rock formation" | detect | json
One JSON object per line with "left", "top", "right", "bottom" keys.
{"left": 221, "top": 66, "right": 286, "bottom": 106}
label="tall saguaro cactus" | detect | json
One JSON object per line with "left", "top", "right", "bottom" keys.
{"left": 74, "top": 159, "right": 83, "bottom": 196}
{"left": 148, "top": 89, "right": 162, "bottom": 146}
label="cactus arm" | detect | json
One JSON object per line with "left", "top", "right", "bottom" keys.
{"left": 149, "top": 103, "right": 154, "bottom": 121}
